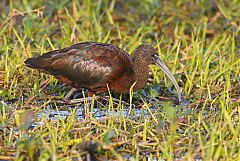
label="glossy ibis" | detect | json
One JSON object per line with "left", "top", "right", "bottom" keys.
{"left": 25, "top": 42, "right": 181, "bottom": 102}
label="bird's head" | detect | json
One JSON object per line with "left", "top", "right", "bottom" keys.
{"left": 134, "top": 44, "right": 181, "bottom": 101}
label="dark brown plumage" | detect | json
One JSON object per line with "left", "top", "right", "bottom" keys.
{"left": 25, "top": 42, "right": 181, "bottom": 100}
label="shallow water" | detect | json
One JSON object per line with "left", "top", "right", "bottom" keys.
{"left": 36, "top": 103, "right": 158, "bottom": 122}
{"left": 3, "top": 86, "right": 190, "bottom": 130}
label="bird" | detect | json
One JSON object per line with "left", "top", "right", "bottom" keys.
{"left": 25, "top": 42, "right": 181, "bottom": 102}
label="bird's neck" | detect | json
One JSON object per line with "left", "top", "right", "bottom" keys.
{"left": 132, "top": 57, "right": 150, "bottom": 91}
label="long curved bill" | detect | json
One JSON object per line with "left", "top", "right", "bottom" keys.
{"left": 153, "top": 55, "right": 181, "bottom": 102}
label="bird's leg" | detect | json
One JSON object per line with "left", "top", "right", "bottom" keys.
{"left": 64, "top": 88, "right": 77, "bottom": 102}
{"left": 62, "top": 91, "right": 99, "bottom": 104}
{"left": 61, "top": 90, "right": 125, "bottom": 105}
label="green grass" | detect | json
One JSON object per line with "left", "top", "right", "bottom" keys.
{"left": 0, "top": 0, "right": 240, "bottom": 160}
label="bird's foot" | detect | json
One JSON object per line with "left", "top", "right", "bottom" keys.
{"left": 101, "top": 96, "right": 129, "bottom": 106}
{"left": 57, "top": 96, "right": 128, "bottom": 106}
{"left": 59, "top": 96, "right": 100, "bottom": 105}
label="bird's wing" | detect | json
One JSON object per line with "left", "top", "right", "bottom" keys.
{"left": 26, "top": 42, "right": 133, "bottom": 89}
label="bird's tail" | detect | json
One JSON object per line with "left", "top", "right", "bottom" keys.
{"left": 24, "top": 57, "right": 44, "bottom": 69}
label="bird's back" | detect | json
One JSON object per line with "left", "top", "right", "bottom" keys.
{"left": 25, "top": 42, "right": 135, "bottom": 93}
